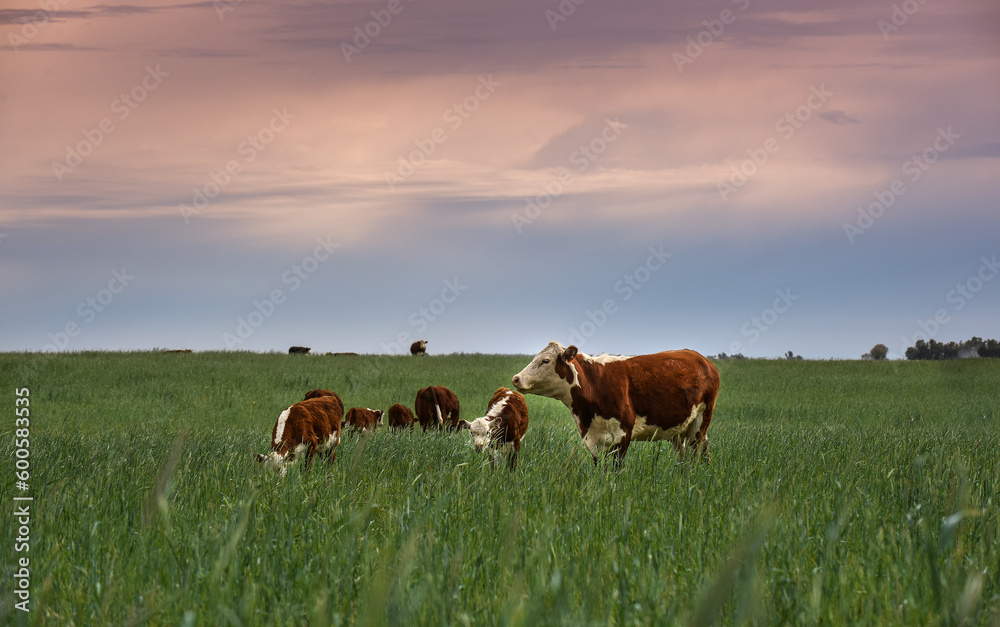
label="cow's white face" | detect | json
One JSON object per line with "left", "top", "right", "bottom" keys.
{"left": 469, "top": 417, "right": 493, "bottom": 452}
{"left": 256, "top": 451, "right": 290, "bottom": 476}
{"left": 512, "top": 341, "right": 578, "bottom": 405}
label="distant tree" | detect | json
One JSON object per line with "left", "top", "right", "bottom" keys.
{"left": 870, "top": 344, "right": 888, "bottom": 360}
{"left": 980, "top": 339, "right": 1000, "bottom": 358}
{"left": 905, "top": 337, "right": 999, "bottom": 360}
{"left": 906, "top": 340, "right": 929, "bottom": 360}
{"left": 784, "top": 350, "right": 803, "bottom": 361}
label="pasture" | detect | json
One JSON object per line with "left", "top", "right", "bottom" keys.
{"left": 1, "top": 351, "right": 999, "bottom": 625}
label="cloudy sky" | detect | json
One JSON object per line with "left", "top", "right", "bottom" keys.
{"left": 1, "top": 0, "right": 998, "bottom": 358}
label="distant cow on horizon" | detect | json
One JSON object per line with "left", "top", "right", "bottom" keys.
{"left": 410, "top": 340, "right": 427, "bottom": 356}
{"left": 289, "top": 346, "right": 311, "bottom": 354}
{"left": 513, "top": 342, "right": 720, "bottom": 466}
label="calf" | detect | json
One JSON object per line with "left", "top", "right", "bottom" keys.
{"left": 344, "top": 407, "right": 384, "bottom": 432}
{"left": 256, "top": 394, "right": 344, "bottom": 475}
{"left": 469, "top": 387, "right": 529, "bottom": 469}
{"left": 414, "top": 385, "right": 464, "bottom": 431}
{"left": 303, "top": 388, "right": 336, "bottom": 400}
{"left": 410, "top": 340, "right": 427, "bottom": 356}
{"left": 513, "top": 342, "right": 720, "bottom": 465}
{"left": 387, "top": 403, "right": 415, "bottom": 429}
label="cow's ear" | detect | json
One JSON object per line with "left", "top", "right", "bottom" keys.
{"left": 562, "top": 345, "right": 578, "bottom": 362}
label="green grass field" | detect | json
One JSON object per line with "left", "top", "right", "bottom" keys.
{"left": 2, "top": 352, "right": 999, "bottom": 625}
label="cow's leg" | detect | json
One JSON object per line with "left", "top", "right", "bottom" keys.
{"left": 693, "top": 401, "right": 716, "bottom": 463}
{"left": 319, "top": 443, "right": 337, "bottom": 465}
{"left": 507, "top": 443, "right": 520, "bottom": 471}
{"left": 609, "top": 437, "right": 631, "bottom": 470}
{"left": 303, "top": 441, "right": 318, "bottom": 470}
{"left": 321, "top": 431, "right": 340, "bottom": 465}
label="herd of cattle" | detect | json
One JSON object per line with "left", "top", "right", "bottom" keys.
{"left": 256, "top": 341, "right": 721, "bottom": 474}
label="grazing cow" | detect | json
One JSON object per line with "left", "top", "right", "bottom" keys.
{"left": 387, "top": 403, "right": 415, "bottom": 429}
{"left": 469, "top": 387, "right": 529, "bottom": 469}
{"left": 345, "top": 407, "right": 384, "bottom": 432}
{"left": 256, "top": 394, "right": 344, "bottom": 475}
{"left": 410, "top": 340, "right": 427, "bottom": 356}
{"left": 512, "top": 342, "right": 720, "bottom": 465}
{"left": 414, "top": 385, "right": 464, "bottom": 431}
{"left": 304, "top": 388, "right": 336, "bottom": 400}
{"left": 289, "top": 346, "right": 311, "bottom": 354}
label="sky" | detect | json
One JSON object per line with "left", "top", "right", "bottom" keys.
{"left": 1, "top": 0, "right": 998, "bottom": 358}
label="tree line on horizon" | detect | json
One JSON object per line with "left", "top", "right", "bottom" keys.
{"left": 864, "top": 337, "right": 1000, "bottom": 361}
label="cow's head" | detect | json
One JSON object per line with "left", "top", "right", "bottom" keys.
{"left": 255, "top": 451, "right": 290, "bottom": 476}
{"left": 469, "top": 417, "right": 494, "bottom": 452}
{"left": 512, "top": 341, "right": 578, "bottom": 404}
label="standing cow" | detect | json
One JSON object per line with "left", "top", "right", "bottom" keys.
{"left": 410, "top": 340, "right": 427, "bottom": 356}
{"left": 387, "top": 403, "right": 416, "bottom": 429}
{"left": 414, "top": 385, "right": 464, "bottom": 431}
{"left": 512, "top": 342, "right": 720, "bottom": 465}
{"left": 344, "top": 407, "right": 384, "bottom": 432}
{"left": 256, "top": 394, "right": 344, "bottom": 475}
{"left": 469, "top": 387, "right": 529, "bottom": 469}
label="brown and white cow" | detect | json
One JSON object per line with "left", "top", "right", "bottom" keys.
{"left": 410, "top": 340, "right": 427, "bottom": 356}
{"left": 387, "top": 403, "right": 416, "bottom": 429}
{"left": 303, "top": 388, "right": 336, "bottom": 400}
{"left": 469, "top": 387, "right": 529, "bottom": 469}
{"left": 344, "top": 407, "right": 384, "bottom": 432}
{"left": 414, "top": 385, "right": 464, "bottom": 431}
{"left": 512, "top": 342, "right": 720, "bottom": 465}
{"left": 256, "top": 394, "right": 344, "bottom": 475}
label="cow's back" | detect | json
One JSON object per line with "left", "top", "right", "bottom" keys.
{"left": 489, "top": 387, "right": 529, "bottom": 445}
{"left": 387, "top": 403, "right": 415, "bottom": 429}
{"left": 288, "top": 395, "right": 344, "bottom": 442}
{"left": 619, "top": 349, "right": 718, "bottom": 427}
{"left": 304, "top": 388, "right": 336, "bottom": 400}
{"left": 415, "top": 386, "right": 460, "bottom": 430}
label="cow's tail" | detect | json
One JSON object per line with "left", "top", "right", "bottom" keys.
{"left": 429, "top": 386, "right": 444, "bottom": 428}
